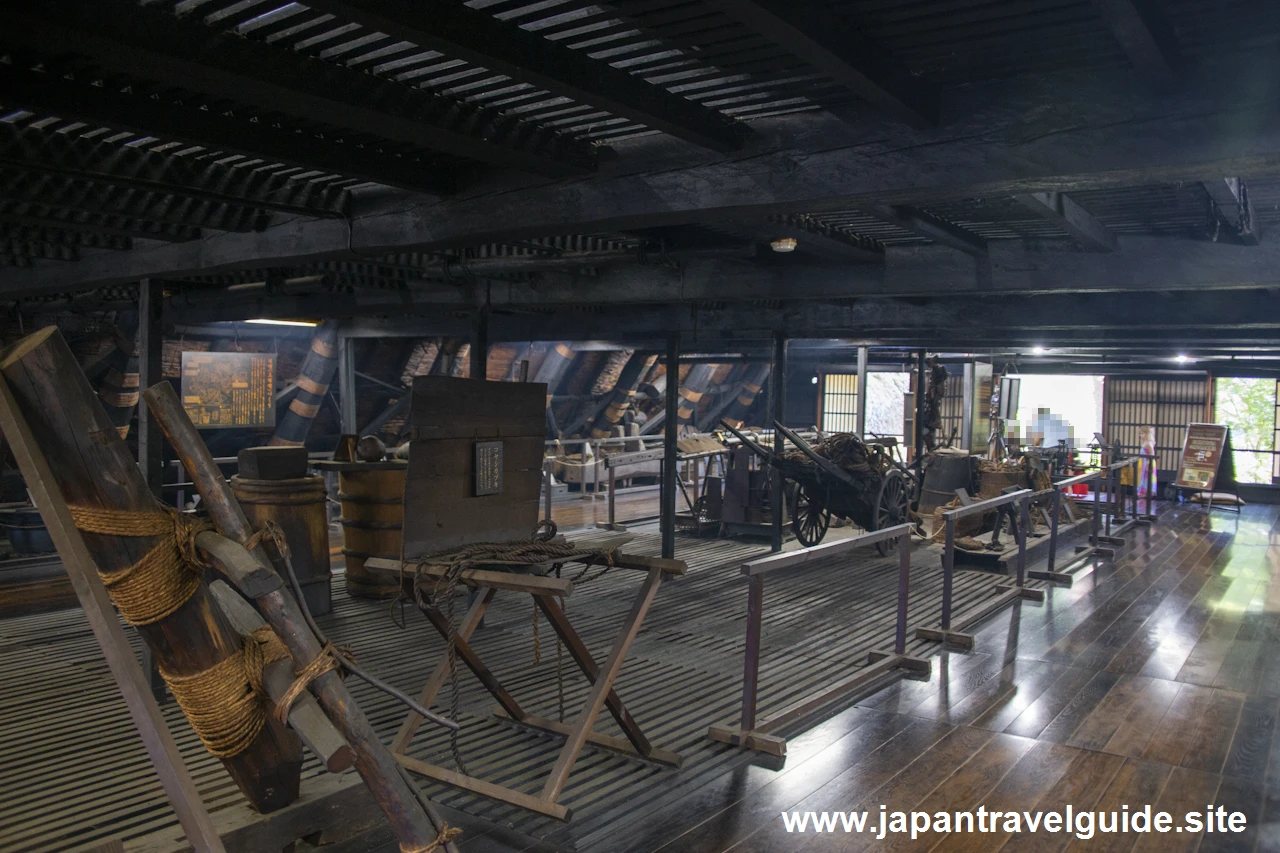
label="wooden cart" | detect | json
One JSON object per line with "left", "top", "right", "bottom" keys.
{"left": 721, "top": 421, "right": 914, "bottom": 550}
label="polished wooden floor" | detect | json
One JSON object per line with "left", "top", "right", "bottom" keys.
{"left": 570, "top": 503, "right": 1280, "bottom": 853}
{"left": 5, "top": 500, "right": 1279, "bottom": 852}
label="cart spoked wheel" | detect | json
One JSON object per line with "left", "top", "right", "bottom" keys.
{"left": 790, "top": 482, "right": 831, "bottom": 547}
{"left": 873, "top": 469, "right": 911, "bottom": 555}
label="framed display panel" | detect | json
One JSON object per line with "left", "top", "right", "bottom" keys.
{"left": 402, "top": 376, "right": 546, "bottom": 557}
{"left": 181, "top": 351, "right": 276, "bottom": 429}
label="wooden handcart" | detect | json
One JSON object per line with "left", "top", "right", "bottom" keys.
{"left": 720, "top": 420, "right": 915, "bottom": 550}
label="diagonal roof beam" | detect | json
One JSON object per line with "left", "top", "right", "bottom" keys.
{"left": 700, "top": 0, "right": 939, "bottom": 128}
{"left": 5, "top": 0, "right": 596, "bottom": 179}
{"left": 0, "top": 171, "right": 266, "bottom": 233}
{"left": 1201, "top": 178, "right": 1260, "bottom": 245}
{"left": 866, "top": 206, "right": 987, "bottom": 256}
{"left": 1015, "top": 191, "right": 1117, "bottom": 252}
{"left": 0, "top": 124, "right": 349, "bottom": 220}
{"left": 0, "top": 64, "right": 462, "bottom": 197}
{"left": 300, "top": 0, "right": 750, "bottom": 154}
{"left": 1090, "top": 0, "right": 1183, "bottom": 91}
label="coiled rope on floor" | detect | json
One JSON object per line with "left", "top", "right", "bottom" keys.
{"left": 69, "top": 504, "right": 337, "bottom": 759}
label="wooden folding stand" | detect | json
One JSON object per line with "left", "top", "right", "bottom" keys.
{"left": 367, "top": 550, "right": 686, "bottom": 821}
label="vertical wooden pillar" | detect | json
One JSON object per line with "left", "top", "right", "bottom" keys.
{"left": 137, "top": 279, "right": 164, "bottom": 498}
{"left": 914, "top": 350, "right": 927, "bottom": 463}
{"left": 855, "top": 346, "right": 868, "bottom": 438}
{"left": 339, "top": 334, "right": 357, "bottom": 435}
{"left": 471, "top": 309, "right": 489, "bottom": 381}
{"left": 136, "top": 279, "right": 167, "bottom": 701}
{"left": 771, "top": 332, "right": 787, "bottom": 553}
{"left": 661, "top": 334, "right": 678, "bottom": 560}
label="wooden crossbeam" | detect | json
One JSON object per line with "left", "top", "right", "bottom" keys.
{"left": 701, "top": 0, "right": 939, "bottom": 128}
{"left": 1090, "top": 0, "right": 1182, "bottom": 91}
{"left": 4, "top": 1, "right": 595, "bottom": 179}
{"left": 301, "top": 0, "right": 748, "bottom": 154}
{"left": 1015, "top": 191, "right": 1117, "bottom": 252}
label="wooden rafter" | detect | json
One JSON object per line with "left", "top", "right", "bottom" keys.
{"left": 301, "top": 0, "right": 750, "bottom": 153}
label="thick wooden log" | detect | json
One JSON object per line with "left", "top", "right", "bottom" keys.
{"left": 207, "top": 579, "right": 355, "bottom": 774}
{"left": 0, "top": 326, "right": 302, "bottom": 812}
{"left": 142, "top": 380, "right": 459, "bottom": 853}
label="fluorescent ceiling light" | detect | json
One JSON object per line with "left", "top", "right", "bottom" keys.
{"left": 244, "top": 318, "right": 319, "bottom": 327}
{"left": 1031, "top": 346, "right": 1047, "bottom": 354}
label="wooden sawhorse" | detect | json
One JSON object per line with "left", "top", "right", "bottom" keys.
{"left": 366, "top": 551, "right": 686, "bottom": 821}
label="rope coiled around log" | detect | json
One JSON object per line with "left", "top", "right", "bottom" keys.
{"left": 69, "top": 504, "right": 213, "bottom": 626}
{"left": 69, "top": 505, "right": 337, "bottom": 758}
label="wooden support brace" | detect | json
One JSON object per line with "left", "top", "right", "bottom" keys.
{"left": 915, "top": 626, "right": 976, "bottom": 650}
{"left": 208, "top": 581, "right": 355, "bottom": 774}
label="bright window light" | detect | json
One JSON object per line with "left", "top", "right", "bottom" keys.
{"left": 244, "top": 318, "right": 319, "bottom": 327}
{"left": 1031, "top": 346, "right": 1047, "bottom": 355}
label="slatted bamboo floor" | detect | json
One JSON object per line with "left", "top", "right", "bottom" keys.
{"left": 0, "top": 515, "right": 1047, "bottom": 853}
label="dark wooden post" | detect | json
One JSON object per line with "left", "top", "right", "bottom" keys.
{"left": 770, "top": 332, "right": 787, "bottom": 553}
{"left": 338, "top": 334, "right": 357, "bottom": 436}
{"left": 136, "top": 278, "right": 168, "bottom": 701}
{"left": 914, "top": 349, "right": 927, "bottom": 463}
{"left": 661, "top": 334, "right": 678, "bottom": 559}
{"left": 137, "top": 279, "right": 164, "bottom": 498}
{"left": 471, "top": 309, "right": 489, "bottom": 381}
{"left": 1, "top": 327, "right": 302, "bottom": 813}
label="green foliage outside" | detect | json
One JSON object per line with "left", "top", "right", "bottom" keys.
{"left": 1214, "top": 377, "right": 1277, "bottom": 484}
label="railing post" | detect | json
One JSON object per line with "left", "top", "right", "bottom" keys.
{"left": 941, "top": 515, "right": 956, "bottom": 631}
{"left": 1016, "top": 495, "right": 1030, "bottom": 588}
{"left": 1152, "top": 455, "right": 1162, "bottom": 514}
{"left": 895, "top": 533, "right": 910, "bottom": 655}
{"left": 1091, "top": 472, "right": 1102, "bottom": 545}
{"left": 740, "top": 575, "right": 764, "bottom": 733}
{"left": 1105, "top": 467, "right": 1115, "bottom": 536}
{"left": 543, "top": 456, "right": 553, "bottom": 528}
{"left": 608, "top": 465, "right": 617, "bottom": 527}
{"left": 1047, "top": 487, "right": 1062, "bottom": 574}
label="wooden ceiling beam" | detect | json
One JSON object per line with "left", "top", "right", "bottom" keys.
{"left": 0, "top": 124, "right": 349, "bottom": 220}
{"left": 1015, "top": 191, "right": 1117, "bottom": 252}
{"left": 5, "top": 0, "right": 595, "bottom": 178}
{"left": 1090, "top": 0, "right": 1183, "bottom": 91}
{"left": 865, "top": 206, "right": 987, "bottom": 256}
{"left": 0, "top": 210, "right": 197, "bottom": 243}
{"left": 300, "top": 0, "right": 750, "bottom": 153}
{"left": 700, "top": 0, "right": 939, "bottom": 127}
{"left": 1201, "top": 177, "right": 1260, "bottom": 245}
{"left": 0, "top": 64, "right": 463, "bottom": 197}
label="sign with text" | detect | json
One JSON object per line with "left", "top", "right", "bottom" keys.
{"left": 474, "top": 440, "right": 504, "bottom": 496}
{"left": 181, "top": 351, "right": 276, "bottom": 429}
{"left": 1175, "top": 423, "right": 1230, "bottom": 490}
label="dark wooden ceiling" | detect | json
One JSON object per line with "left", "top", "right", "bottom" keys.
{"left": 2, "top": 0, "right": 1279, "bottom": 355}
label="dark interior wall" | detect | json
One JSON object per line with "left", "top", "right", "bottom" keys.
{"left": 785, "top": 367, "right": 819, "bottom": 429}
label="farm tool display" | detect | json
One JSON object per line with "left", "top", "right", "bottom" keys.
{"left": 719, "top": 420, "right": 917, "bottom": 550}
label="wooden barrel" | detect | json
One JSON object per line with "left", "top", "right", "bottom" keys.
{"left": 336, "top": 466, "right": 405, "bottom": 599}
{"left": 978, "top": 468, "right": 1028, "bottom": 499}
{"left": 230, "top": 474, "right": 333, "bottom": 615}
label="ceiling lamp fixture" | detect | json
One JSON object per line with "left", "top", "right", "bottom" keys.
{"left": 770, "top": 237, "right": 798, "bottom": 253}
{"left": 1175, "top": 354, "right": 1191, "bottom": 363}
{"left": 1031, "top": 346, "right": 1047, "bottom": 355}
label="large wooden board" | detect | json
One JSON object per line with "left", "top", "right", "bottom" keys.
{"left": 403, "top": 377, "right": 546, "bottom": 557}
